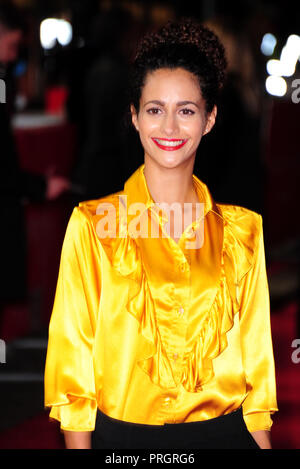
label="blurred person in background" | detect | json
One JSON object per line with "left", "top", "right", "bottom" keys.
{"left": 67, "top": 5, "right": 143, "bottom": 205}
{"left": 194, "top": 16, "right": 264, "bottom": 216}
{"left": 0, "top": 3, "right": 69, "bottom": 319}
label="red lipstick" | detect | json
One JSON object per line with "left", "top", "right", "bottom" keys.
{"left": 151, "top": 138, "right": 188, "bottom": 151}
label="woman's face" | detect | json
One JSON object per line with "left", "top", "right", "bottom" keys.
{"left": 131, "top": 67, "right": 217, "bottom": 170}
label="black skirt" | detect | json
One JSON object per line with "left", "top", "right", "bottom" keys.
{"left": 91, "top": 407, "right": 260, "bottom": 449}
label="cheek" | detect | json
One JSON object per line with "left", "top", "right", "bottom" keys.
{"left": 136, "top": 118, "right": 160, "bottom": 142}
{"left": 135, "top": 118, "right": 151, "bottom": 147}
{"left": 182, "top": 118, "right": 206, "bottom": 143}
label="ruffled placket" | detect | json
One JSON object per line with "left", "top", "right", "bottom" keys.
{"left": 91, "top": 194, "right": 177, "bottom": 389}
{"left": 180, "top": 212, "right": 255, "bottom": 392}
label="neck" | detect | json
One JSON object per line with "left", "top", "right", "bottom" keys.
{"left": 143, "top": 157, "right": 199, "bottom": 206}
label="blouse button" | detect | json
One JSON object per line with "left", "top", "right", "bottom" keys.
{"left": 178, "top": 306, "right": 184, "bottom": 316}
{"left": 163, "top": 397, "right": 171, "bottom": 407}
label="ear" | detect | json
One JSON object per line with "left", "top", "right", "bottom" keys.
{"left": 203, "top": 105, "right": 217, "bottom": 135}
{"left": 130, "top": 104, "right": 139, "bottom": 132}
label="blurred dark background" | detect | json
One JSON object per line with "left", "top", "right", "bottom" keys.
{"left": 0, "top": 0, "right": 299, "bottom": 449}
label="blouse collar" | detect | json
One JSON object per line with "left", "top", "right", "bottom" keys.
{"left": 123, "top": 164, "right": 224, "bottom": 225}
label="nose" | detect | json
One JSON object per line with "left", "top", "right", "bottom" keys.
{"left": 160, "top": 111, "right": 179, "bottom": 136}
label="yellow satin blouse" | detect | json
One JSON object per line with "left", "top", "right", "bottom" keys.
{"left": 44, "top": 164, "right": 278, "bottom": 433}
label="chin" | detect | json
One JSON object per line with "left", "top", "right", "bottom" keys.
{"left": 148, "top": 152, "right": 193, "bottom": 170}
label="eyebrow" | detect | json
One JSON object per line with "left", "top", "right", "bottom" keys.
{"left": 144, "top": 100, "right": 200, "bottom": 108}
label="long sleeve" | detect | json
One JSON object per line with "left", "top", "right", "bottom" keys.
{"left": 238, "top": 215, "right": 278, "bottom": 432}
{"left": 44, "top": 206, "right": 101, "bottom": 431}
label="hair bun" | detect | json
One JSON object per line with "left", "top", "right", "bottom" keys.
{"left": 135, "top": 17, "right": 227, "bottom": 91}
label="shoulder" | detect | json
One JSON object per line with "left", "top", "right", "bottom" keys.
{"left": 217, "top": 202, "right": 262, "bottom": 224}
{"left": 76, "top": 190, "right": 124, "bottom": 219}
{"left": 67, "top": 191, "right": 125, "bottom": 241}
{"left": 216, "top": 202, "right": 262, "bottom": 239}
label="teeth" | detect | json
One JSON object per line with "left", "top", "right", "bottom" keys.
{"left": 154, "top": 139, "right": 185, "bottom": 147}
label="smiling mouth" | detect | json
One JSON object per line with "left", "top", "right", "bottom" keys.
{"left": 151, "top": 138, "right": 188, "bottom": 151}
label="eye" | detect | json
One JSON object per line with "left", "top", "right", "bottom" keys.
{"left": 180, "top": 108, "right": 195, "bottom": 116}
{"left": 146, "top": 107, "right": 162, "bottom": 115}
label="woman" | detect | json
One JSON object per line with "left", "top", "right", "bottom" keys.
{"left": 44, "top": 18, "right": 278, "bottom": 449}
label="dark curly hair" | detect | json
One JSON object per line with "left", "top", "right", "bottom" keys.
{"left": 129, "top": 18, "right": 227, "bottom": 114}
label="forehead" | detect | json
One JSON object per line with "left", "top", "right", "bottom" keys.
{"left": 142, "top": 68, "right": 202, "bottom": 101}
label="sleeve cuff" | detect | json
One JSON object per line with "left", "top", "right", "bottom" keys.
{"left": 49, "top": 397, "right": 98, "bottom": 431}
{"left": 243, "top": 411, "right": 274, "bottom": 432}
